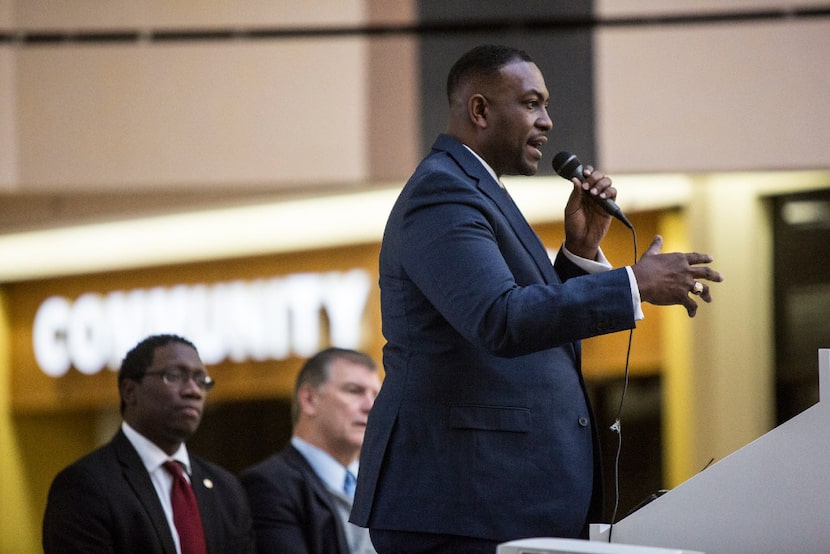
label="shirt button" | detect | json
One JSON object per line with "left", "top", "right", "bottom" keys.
{"left": 578, "top": 417, "right": 589, "bottom": 427}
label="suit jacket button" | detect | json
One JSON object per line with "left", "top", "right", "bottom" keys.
{"left": 578, "top": 417, "right": 589, "bottom": 427}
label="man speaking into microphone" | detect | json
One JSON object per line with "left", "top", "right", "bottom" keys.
{"left": 350, "top": 44, "right": 722, "bottom": 553}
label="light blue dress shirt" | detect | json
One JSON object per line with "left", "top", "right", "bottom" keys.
{"left": 290, "top": 436, "right": 359, "bottom": 497}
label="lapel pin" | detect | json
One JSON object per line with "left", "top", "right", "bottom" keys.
{"left": 203, "top": 478, "right": 214, "bottom": 489}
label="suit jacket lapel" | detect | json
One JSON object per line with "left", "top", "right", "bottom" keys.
{"left": 482, "top": 178, "right": 560, "bottom": 284}
{"left": 113, "top": 431, "right": 177, "bottom": 554}
{"left": 285, "top": 445, "right": 351, "bottom": 553}
{"left": 434, "top": 135, "right": 578, "bottom": 363}
{"left": 285, "top": 446, "right": 342, "bottom": 510}
{"left": 435, "top": 135, "right": 559, "bottom": 284}
{"left": 190, "top": 459, "right": 221, "bottom": 551}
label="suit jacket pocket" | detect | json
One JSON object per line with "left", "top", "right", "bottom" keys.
{"left": 449, "top": 404, "right": 530, "bottom": 433}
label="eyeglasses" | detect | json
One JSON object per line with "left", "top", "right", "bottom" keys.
{"left": 143, "top": 368, "right": 215, "bottom": 391}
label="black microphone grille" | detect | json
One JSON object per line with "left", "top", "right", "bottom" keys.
{"left": 552, "top": 151, "right": 582, "bottom": 180}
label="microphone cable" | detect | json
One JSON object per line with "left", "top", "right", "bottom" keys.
{"left": 550, "top": 152, "right": 639, "bottom": 540}
{"left": 607, "top": 221, "right": 638, "bottom": 542}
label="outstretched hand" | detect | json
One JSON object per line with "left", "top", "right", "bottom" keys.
{"left": 631, "top": 235, "right": 724, "bottom": 317}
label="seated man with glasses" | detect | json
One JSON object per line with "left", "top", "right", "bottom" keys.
{"left": 43, "top": 333, "right": 254, "bottom": 554}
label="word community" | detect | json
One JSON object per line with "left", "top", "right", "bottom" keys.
{"left": 33, "top": 269, "right": 371, "bottom": 377}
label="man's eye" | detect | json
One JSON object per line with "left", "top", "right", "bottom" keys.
{"left": 166, "top": 368, "right": 186, "bottom": 380}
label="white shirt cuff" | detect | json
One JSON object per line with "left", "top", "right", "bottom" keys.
{"left": 560, "top": 243, "right": 644, "bottom": 321}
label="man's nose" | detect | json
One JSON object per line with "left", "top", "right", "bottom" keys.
{"left": 361, "top": 392, "right": 376, "bottom": 411}
{"left": 539, "top": 109, "right": 553, "bottom": 130}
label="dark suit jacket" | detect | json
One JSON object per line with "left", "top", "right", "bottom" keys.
{"left": 350, "top": 134, "right": 636, "bottom": 541}
{"left": 43, "top": 429, "right": 255, "bottom": 554}
{"left": 239, "top": 444, "right": 351, "bottom": 554}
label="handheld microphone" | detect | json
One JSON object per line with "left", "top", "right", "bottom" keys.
{"left": 552, "top": 151, "right": 632, "bottom": 229}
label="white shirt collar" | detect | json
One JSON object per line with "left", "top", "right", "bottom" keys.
{"left": 462, "top": 144, "right": 502, "bottom": 188}
{"left": 121, "top": 421, "right": 192, "bottom": 475}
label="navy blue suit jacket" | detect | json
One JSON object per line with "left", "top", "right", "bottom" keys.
{"left": 350, "top": 134, "right": 635, "bottom": 541}
{"left": 43, "top": 429, "right": 255, "bottom": 554}
{"left": 240, "top": 445, "right": 351, "bottom": 554}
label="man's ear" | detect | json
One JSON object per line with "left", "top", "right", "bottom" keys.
{"left": 297, "top": 383, "right": 318, "bottom": 417}
{"left": 121, "top": 379, "right": 137, "bottom": 407}
{"left": 469, "top": 94, "right": 488, "bottom": 128}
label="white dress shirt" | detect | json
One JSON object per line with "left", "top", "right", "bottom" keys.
{"left": 122, "top": 421, "right": 192, "bottom": 554}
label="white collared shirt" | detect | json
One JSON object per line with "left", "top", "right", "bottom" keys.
{"left": 121, "top": 421, "right": 191, "bottom": 554}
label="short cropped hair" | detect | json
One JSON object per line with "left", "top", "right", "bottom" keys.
{"left": 446, "top": 44, "right": 534, "bottom": 103}
{"left": 118, "top": 334, "right": 198, "bottom": 412}
{"left": 291, "top": 347, "right": 377, "bottom": 425}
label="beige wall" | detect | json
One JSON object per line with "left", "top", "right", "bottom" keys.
{"left": 596, "top": 0, "right": 830, "bottom": 16}
{"left": 4, "top": 0, "right": 421, "bottom": 197}
{"left": 9, "top": 0, "right": 367, "bottom": 29}
{"left": 596, "top": 18, "right": 830, "bottom": 172}
{"left": 0, "top": 45, "right": 16, "bottom": 190}
{"left": 0, "top": 0, "right": 10, "bottom": 26}
{"left": 17, "top": 39, "right": 369, "bottom": 190}
{"left": 5, "top": 2, "right": 829, "bottom": 193}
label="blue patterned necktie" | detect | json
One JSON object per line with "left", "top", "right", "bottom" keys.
{"left": 343, "top": 470, "right": 357, "bottom": 499}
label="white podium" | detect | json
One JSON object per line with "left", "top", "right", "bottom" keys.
{"left": 588, "top": 348, "right": 830, "bottom": 553}
{"left": 498, "top": 537, "right": 701, "bottom": 554}
{"left": 499, "top": 349, "right": 830, "bottom": 554}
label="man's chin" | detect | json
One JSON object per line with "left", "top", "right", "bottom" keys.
{"left": 504, "top": 163, "right": 538, "bottom": 177}
{"left": 170, "top": 424, "right": 200, "bottom": 443}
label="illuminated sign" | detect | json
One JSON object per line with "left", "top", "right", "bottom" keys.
{"left": 32, "top": 269, "right": 372, "bottom": 377}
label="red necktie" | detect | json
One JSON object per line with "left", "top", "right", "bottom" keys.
{"left": 163, "top": 460, "right": 207, "bottom": 554}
